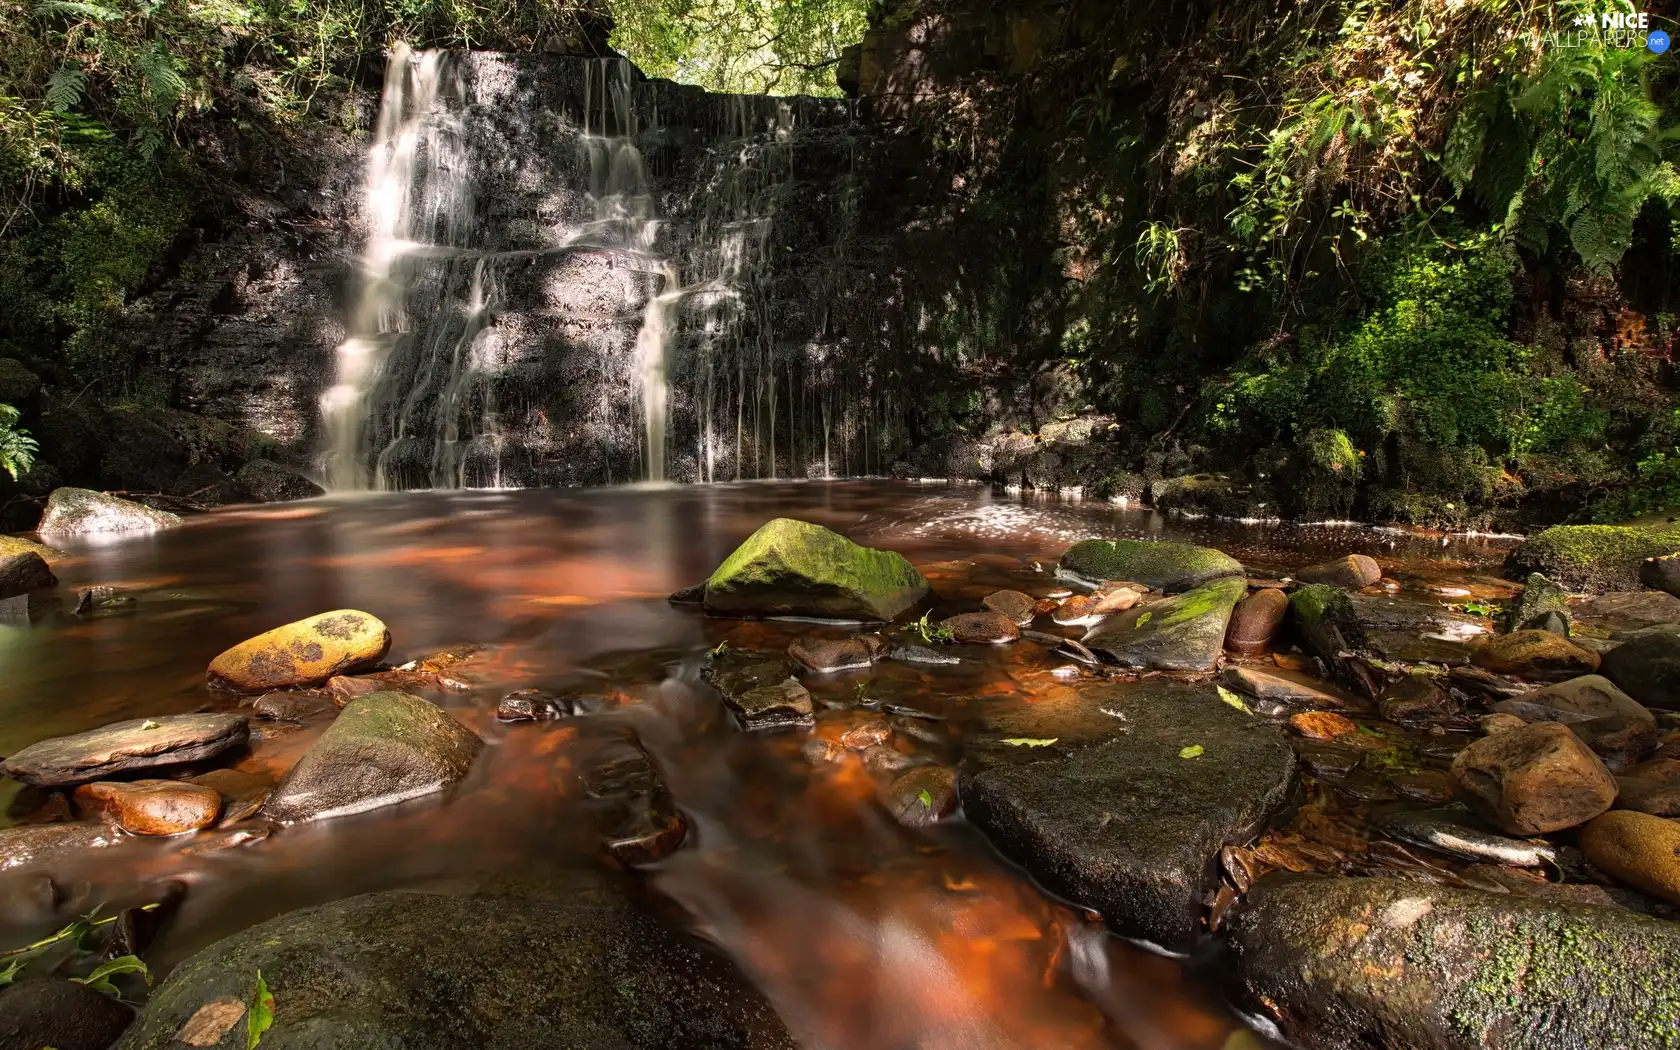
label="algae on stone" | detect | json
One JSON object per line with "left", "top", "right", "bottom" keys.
{"left": 703, "top": 518, "right": 929, "bottom": 622}
{"left": 1083, "top": 576, "right": 1247, "bottom": 671}
{"left": 1505, "top": 523, "right": 1680, "bottom": 593}
{"left": 1058, "top": 538, "right": 1243, "bottom": 593}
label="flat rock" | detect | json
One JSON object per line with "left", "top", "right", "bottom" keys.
{"left": 1, "top": 713, "right": 249, "bottom": 787}
{"left": 1288, "top": 711, "right": 1356, "bottom": 740}
{"left": 702, "top": 518, "right": 929, "bottom": 622}
{"left": 1580, "top": 810, "right": 1680, "bottom": 904}
{"left": 1082, "top": 576, "right": 1246, "bottom": 672}
{"left": 1615, "top": 759, "right": 1680, "bottom": 817}
{"left": 208, "top": 609, "right": 392, "bottom": 693}
{"left": 1295, "top": 554, "right": 1381, "bottom": 589}
{"left": 0, "top": 552, "right": 55, "bottom": 601}
{"left": 250, "top": 689, "right": 337, "bottom": 722}
{"left": 1345, "top": 593, "right": 1488, "bottom": 662}
{"left": 890, "top": 644, "right": 960, "bottom": 666}
{"left": 1601, "top": 627, "right": 1680, "bottom": 709}
{"left": 1574, "top": 590, "right": 1680, "bottom": 633}
{"left": 0, "top": 978, "right": 135, "bottom": 1050}
{"left": 1450, "top": 721, "right": 1617, "bottom": 835}
{"left": 74, "top": 779, "right": 222, "bottom": 835}
{"left": 37, "top": 487, "right": 182, "bottom": 535}
{"left": 1225, "top": 587, "right": 1289, "bottom": 653}
{"left": 1471, "top": 630, "right": 1601, "bottom": 680}
{"left": 880, "top": 765, "right": 958, "bottom": 827}
{"left": 1229, "top": 873, "right": 1680, "bottom": 1050}
{"left": 0, "top": 822, "right": 117, "bottom": 873}
{"left": 494, "top": 689, "right": 611, "bottom": 721}
{"left": 981, "top": 589, "right": 1038, "bottom": 626}
{"left": 1573, "top": 715, "right": 1660, "bottom": 769}
{"left": 788, "top": 633, "right": 888, "bottom": 673}
{"left": 1378, "top": 675, "right": 1452, "bottom": 724}
{"left": 963, "top": 680, "right": 1296, "bottom": 947}
{"left": 261, "top": 692, "right": 482, "bottom": 823}
{"left": 1521, "top": 674, "right": 1653, "bottom": 724}
{"left": 579, "top": 734, "right": 687, "bottom": 866}
{"left": 1221, "top": 666, "right": 1354, "bottom": 709}
{"left": 940, "top": 610, "right": 1020, "bottom": 644}
{"left": 113, "top": 889, "right": 794, "bottom": 1050}
{"left": 1058, "top": 538, "right": 1243, "bottom": 593}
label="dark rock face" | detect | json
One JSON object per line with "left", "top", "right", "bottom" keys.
{"left": 98, "top": 409, "right": 189, "bottom": 493}
{"left": 963, "top": 681, "right": 1296, "bottom": 947}
{"left": 1504, "top": 572, "right": 1572, "bottom": 633}
{"left": 1, "top": 714, "right": 249, "bottom": 787}
{"left": 1083, "top": 577, "right": 1246, "bottom": 672}
{"left": 113, "top": 889, "right": 794, "bottom": 1050}
{"left": 0, "top": 552, "right": 55, "bottom": 600}
{"left": 0, "top": 978, "right": 135, "bottom": 1050}
{"left": 1229, "top": 874, "right": 1680, "bottom": 1050}
{"left": 1640, "top": 553, "right": 1680, "bottom": 597}
{"left": 702, "top": 651, "right": 814, "bottom": 730}
{"left": 1601, "top": 627, "right": 1680, "bottom": 709}
{"left": 235, "top": 459, "right": 324, "bottom": 502}
{"left": 261, "top": 692, "right": 482, "bottom": 822}
{"left": 36, "top": 487, "right": 182, "bottom": 536}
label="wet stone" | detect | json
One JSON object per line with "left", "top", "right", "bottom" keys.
{"left": 840, "top": 722, "right": 892, "bottom": 750}
{"left": 1615, "top": 758, "right": 1680, "bottom": 816}
{"left": 702, "top": 517, "right": 929, "bottom": 622}
{"left": 495, "top": 689, "right": 611, "bottom": 721}
{"left": 802, "top": 737, "right": 845, "bottom": 764}
{"left": 74, "top": 779, "right": 221, "bottom": 836}
{"left": 1378, "top": 806, "right": 1557, "bottom": 867}
{"left": 1377, "top": 675, "right": 1452, "bottom": 725}
{"left": 1640, "top": 554, "right": 1680, "bottom": 598}
{"left": 0, "top": 822, "right": 117, "bottom": 873}
{"left": 1480, "top": 712, "right": 1533, "bottom": 735}
{"left": 187, "top": 769, "right": 273, "bottom": 826}
{"left": 1503, "top": 572, "right": 1572, "bottom": 633}
{"left": 703, "top": 651, "right": 815, "bottom": 730}
{"left": 1451, "top": 721, "right": 1618, "bottom": 835}
{"left": 0, "top": 978, "right": 135, "bottom": 1050}
{"left": 1472, "top": 629, "right": 1602, "bottom": 681}
{"left": 861, "top": 744, "right": 914, "bottom": 777}
{"left": 1577, "top": 590, "right": 1680, "bottom": 633}
{"left": 981, "top": 589, "right": 1039, "bottom": 626}
{"left": 1, "top": 713, "right": 249, "bottom": 787}
{"left": 38, "top": 487, "right": 181, "bottom": 536}
{"left": 1222, "top": 666, "right": 1353, "bottom": 709}
{"left": 580, "top": 736, "right": 687, "bottom": 866}
{"left": 1389, "top": 770, "right": 1455, "bottom": 804}
{"left": 250, "top": 689, "right": 336, "bottom": 722}
{"left": 1051, "top": 585, "right": 1146, "bottom": 626}
{"left": 1572, "top": 715, "right": 1660, "bottom": 770}
{"left": 1288, "top": 711, "right": 1356, "bottom": 740}
{"left": 1580, "top": 810, "right": 1680, "bottom": 904}
{"left": 0, "top": 552, "right": 55, "bottom": 601}
{"left": 881, "top": 765, "right": 958, "bottom": 828}
{"left": 1082, "top": 577, "right": 1247, "bottom": 673}
{"left": 890, "top": 644, "right": 960, "bottom": 666}
{"left": 1600, "top": 626, "right": 1680, "bottom": 709}
{"left": 209, "top": 610, "right": 392, "bottom": 693}
{"left": 1058, "top": 538, "right": 1243, "bottom": 594}
{"left": 1294, "top": 740, "right": 1364, "bottom": 779}
{"left": 1224, "top": 587, "right": 1289, "bottom": 654}
{"left": 788, "top": 633, "right": 888, "bottom": 673}
{"left": 1294, "top": 554, "right": 1382, "bottom": 590}
{"left": 940, "top": 611, "right": 1020, "bottom": 644}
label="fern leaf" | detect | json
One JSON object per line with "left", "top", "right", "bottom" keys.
{"left": 139, "top": 41, "right": 186, "bottom": 113}
{"left": 34, "top": 0, "right": 121, "bottom": 21}
{"left": 45, "top": 63, "right": 87, "bottom": 113}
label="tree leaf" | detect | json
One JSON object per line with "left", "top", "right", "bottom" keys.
{"left": 1134, "top": 612, "right": 1153, "bottom": 628}
{"left": 917, "top": 789, "right": 933, "bottom": 808}
{"left": 1216, "top": 686, "right": 1252, "bottom": 715}
{"left": 1179, "top": 744, "right": 1206, "bottom": 759}
{"left": 1000, "top": 737, "right": 1058, "bottom": 747}
{"left": 0, "top": 959, "right": 21, "bottom": 987}
{"left": 71, "top": 954, "right": 149, "bottom": 997}
{"left": 247, "top": 970, "right": 274, "bottom": 1048}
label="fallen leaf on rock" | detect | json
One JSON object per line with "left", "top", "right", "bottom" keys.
{"left": 247, "top": 970, "right": 274, "bottom": 1048}
{"left": 178, "top": 998, "right": 246, "bottom": 1047}
{"left": 1000, "top": 738, "right": 1058, "bottom": 748}
{"left": 1180, "top": 744, "right": 1205, "bottom": 759}
{"left": 1289, "top": 711, "right": 1357, "bottom": 740}
{"left": 1217, "top": 686, "right": 1253, "bottom": 715}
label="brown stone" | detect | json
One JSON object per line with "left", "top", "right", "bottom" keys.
{"left": 1225, "top": 588, "right": 1289, "bottom": 654}
{"left": 1051, "top": 585, "right": 1144, "bottom": 625}
{"left": 1377, "top": 675, "right": 1452, "bottom": 724}
{"left": 0, "top": 823, "right": 117, "bottom": 873}
{"left": 1479, "top": 712, "right": 1530, "bottom": 735}
{"left": 1579, "top": 810, "right": 1680, "bottom": 904}
{"left": 802, "top": 738, "right": 845, "bottom": 764}
{"left": 880, "top": 765, "right": 958, "bottom": 827}
{"left": 788, "top": 634, "right": 888, "bottom": 673}
{"left": 1390, "top": 770, "right": 1455, "bottom": 803}
{"left": 209, "top": 610, "right": 392, "bottom": 693}
{"left": 251, "top": 689, "right": 336, "bottom": 722}
{"left": 1450, "top": 721, "right": 1618, "bottom": 835}
{"left": 187, "top": 768, "right": 274, "bottom": 825}
{"left": 861, "top": 744, "right": 914, "bottom": 777}
{"left": 1524, "top": 674, "right": 1653, "bottom": 724}
{"left": 1615, "top": 758, "right": 1680, "bottom": 817}
{"left": 1571, "top": 715, "right": 1660, "bottom": 770}
{"left": 1222, "top": 666, "right": 1352, "bottom": 709}
{"left": 841, "top": 722, "right": 892, "bottom": 750}
{"left": 74, "top": 779, "right": 221, "bottom": 836}
{"left": 1288, "top": 711, "right": 1357, "bottom": 740}
{"left": 981, "top": 589, "right": 1038, "bottom": 626}
{"left": 940, "top": 611, "right": 1020, "bottom": 644}
{"left": 1470, "top": 630, "right": 1601, "bottom": 681}
{"left": 0, "top": 714, "right": 249, "bottom": 787}
{"left": 0, "top": 552, "right": 55, "bottom": 600}
{"left": 1295, "top": 555, "right": 1381, "bottom": 589}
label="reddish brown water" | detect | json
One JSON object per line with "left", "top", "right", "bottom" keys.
{"left": 0, "top": 481, "right": 1519, "bottom": 1048}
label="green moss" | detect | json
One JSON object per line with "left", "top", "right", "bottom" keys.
{"left": 1156, "top": 576, "right": 1248, "bottom": 627}
{"left": 704, "top": 518, "right": 929, "bottom": 621}
{"left": 1505, "top": 523, "right": 1680, "bottom": 592}
{"left": 1059, "top": 538, "right": 1243, "bottom": 592}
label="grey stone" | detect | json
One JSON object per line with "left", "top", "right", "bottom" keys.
{"left": 1058, "top": 538, "right": 1243, "bottom": 593}
{"left": 1082, "top": 576, "right": 1247, "bottom": 672}
{"left": 0, "top": 552, "right": 55, "bottom": 601}
{"left": 235, "top": 459, "right": 324, "bottom": 502}
{"left": 36, "top": 487, "right": 182, "bottom": 536}
{"left": 1503, "top": 573, "right": 1571, "bottom": 633}
{"left": 0, "top": 823, "right": 118, "bottom": 873}
{"left": 1, "top": 714, "right": 249, "bottom": 787}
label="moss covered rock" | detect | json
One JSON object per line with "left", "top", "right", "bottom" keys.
{"left": 208, "top": 609, "right": 391, "bottom": 693}
{"left": 37, "top": 487, "right": 181, "bottom": 536}
{"left": 1504, "top": 573, "right": 1572, "bottom": 633}
{"left": 1058, "top": 538, "right": 1243, "bottom": 593}
{"left": 261, "top": 691, "right": 482, "bottom": 823}
{"left": 0, "top": 536, "right": 66, "bottom": 564}
{"left": 1505, "top": 523, "right": 1680, "bottom": 593}
{"left": 703, "top": 518, "right": 928, "bottom": 622}
{"left": 1229, "top": 874, "right": 1680, "bottom": 1050}
{"left": 1082, "top": 576, "right": 1247, "bottom": 672}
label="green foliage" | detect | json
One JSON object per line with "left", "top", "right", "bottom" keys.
{"left": 248, "top": 969, "right": 275, "bottom": 1047}
{"left": 609, "top": 0, "right": 868, "bottom": 96}
{"left": 907, "top": 611, "right": 953, "bottom": 645}
{"left": 0, "top": 403, "right": 36, "bottom": 480}
{"left": 0, "top": 905, "right": 159, "bottom": 1000}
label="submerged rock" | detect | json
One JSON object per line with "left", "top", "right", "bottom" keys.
{"left": 0, "top": 978, "right": 135, "bottom": 1050}
{"left": 580, "top": 735, "right": 687, "bottom": 866}
{"left": 981, "top": 589, "right": 1039, "bottom": 626}
{"left": 1505, "top": 522, "right": 1680, "bottom": 593}
{"left": 37, "top": 487, "right": 182, "bottom": 536}
{"left": 113, "top": 889, "right": 794, "bottom": 1050}
{"left": 1377, "top": 675, "right": 1452, "bottom": 725}
{"left": 1221, "top": 666, "right": 1353, "bottom": 709}
{"left": 495, "top": 688, "right": 611, "bottom": 721}
{"left": 208, "top": 609, "right": 392, "bottom": 693}
{"left": 702, "top": 518, "right": 929, "bottom": 622}
{"left": 1229, "top": 873, "right": 1680, "bottom": 1050}
{"left": 0, "top": 551, "right": 55, "bottom": 601}
{"left": 1082, "top": 576, "right": 1247, "bottom": 672}
{"left": 964, "top": 681, "right": 1296, "bottom": 947}
{"left": 1058, "top": 538, "right": 1242, "bottom": 594}
{"left": 74, "top": 779, "right": 222, "bottom": 836}
{"left": 1295, "top": 554, "right": 1381, "bottom": 590}
{"left": 1579, "top": 810, "right": 1680, "bottom": 904}
{"left": 703, "top": 651, "right": 814, "bottom": 730}
{"left": 1224, "top": 587, "right": 1289, "bottom": 653}
{"left": 1378, "top": 807, "right": 1557, "bottom": 868}
{"left": 940, "top": 611, "right": 1020, "bottom": 644}
{"left": 788, "top": 633, "right": 889, "bottom": 673}
{"left": 233, "top": 459, "right": 323, "bottom": 502}
{"left": 890, "top": 643, "right": 960, "bottom": 666}
{"left": 1471, "top": 630, "right": 1600, "bottom": 680}
{"left": 1450, "top": 721, "right": 1617, "bottom": 835}
{"left": 1601, "top": 627, "right": 1680, "bottom": 709}
{"left": 0, "top": 822, "right": 117, "bottom": 872}
{"left": 1, "top": 713, "right": 249, "bottom": 787}
{"left": 261, "top": 692, "right": 482, "bottom": 823}
{"left": 880, "top": 765, "right": 958, "bottom": 827}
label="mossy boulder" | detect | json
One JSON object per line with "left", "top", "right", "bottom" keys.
{"left": 261, "top": 692, "right": 482, "bottom": 823}
{"left": 0, "top": 536, "right": 66, "bottom": 564}
{"left": 1228, "top": 874, "right": 1680, "bottom": 1050}
{"left": 1285, "top": 428, "right": 1361, "bottom": 519}
{"left": 703, "top": 518, "right": 929, "bottom": 622}
{"left": 1147, "top": 473, "right": 1268, "bottom": 518}
{"left": 113, "top": 888, "right": 793, "bottom": 1050}
{"left": 1082, "top": 576, "right": 1248, "bottom": 671}
{"left": 1504, "top": 573, "right": 1571, "bottom": 633}
{"left": 208, "top": 609, "right": 391, "bottom": 693}
{"left": 1058, "top": 538, "right": 1243, "bottom": 593}
{"left": 1504, "top": 523, "right": 1680, "bottom": 594}
{"left": 37, "top": 487, "right": 181, "bottom": 536}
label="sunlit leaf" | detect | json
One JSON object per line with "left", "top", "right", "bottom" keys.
{"left": 247, "top": 970, "right": 274, "bottom": 1048}
{"left": 1216, "top": 686, "right": 1252, "bottom": 715}
{"left": 72, "top": 954, "right": 149, "bottom": 997}
{"left": 1000, "top": 737, "right": 1058, "bottom": 748}
{"left": 1179, "top": 744, "right": 1206, "bottom": 759}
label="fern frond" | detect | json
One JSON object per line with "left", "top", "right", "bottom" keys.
{"left": 45, "top": 63, "right": 87, "bottom": 113}
{"left": 33, "top": 0, "right": 121, "bottom": 21}
{"left": 0, "top": 405, "right": 37, "bottom": 482}
{"left": 138, "top": 41, "right": 186, "bottom": 113}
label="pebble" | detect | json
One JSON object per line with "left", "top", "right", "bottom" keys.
{"left": 1288, "top": 711, "right": 1357, "bottom": 740}
{"left": 73, "top": 780, "right": 222, "bottom": 836}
